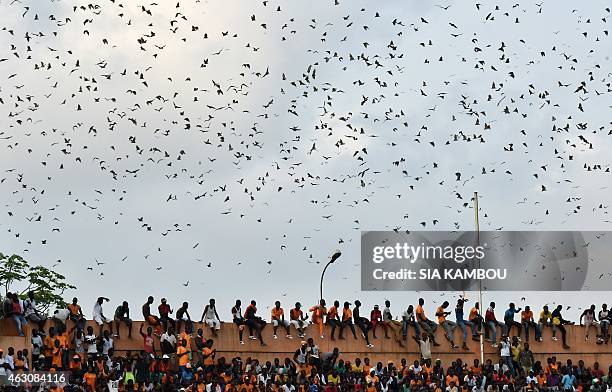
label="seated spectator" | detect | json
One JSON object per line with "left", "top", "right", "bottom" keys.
{"left": 551, "top": 305, "right": 572, "bottom": 349}
{"left": 485, "top": 302, "right": 503, "bottom": 347}
{"left": 92, "top": 296, "right": 111, "bottom": 336}
{"left": 271, "top": 301, "right": 292, "bottom": 339}
{"left": 522, "top": 306, "right": 541, "bottom": 342}
{"left": 67, "top": 297, "right": 86, "bottom": 331}
{"left": 113, "top": 301, "right": 133, "bottom": 339}
{"left": 503, "top": 302, "right": 522, "bottom": 340}
{"left": 599, "top": 304, "right": 610, "bottom": 344}
{"left": 309, "top": 299, "right": 327, "bottom": 340}
{"left": 200, "top": 298, "right": 222, "bottom": 337}
{"left": 326, "top": 300, "right": 341, "bottom": 341}
{"left": 245, "top": 300, "right": 267, "bottom": 346}
{"left": 290, "top": 302, "right": 308, "bottom": 339}
{"left": 402, "top": 304, "right": 421, "bottom": 342}
{"left": 353, "top": 300, "right": 373, "bottom": 348}
{"left": 9, "top": 293, "right": 27, "bottom": 337}
{"left": 382, "top": 300, "right": 404, "bottom": 347}
{"left": 52, "top": 307, "right": 70, "bottom": 330}
{"left": 416, "top": 298, "right": 440, "bottom": 346}
{"left": 157, "top": 297, "right": 175, "bottom": 333}
{"left": 370, "top": 304, "right": 383, "bottom": 339}
{"left": 436, "top": 301, "right": 458, "bottom": 349}
{"left": 339, "top": 301, "right": 357, "bottom": 340}
{"left": 23, "top": 291, "right": 47, "bottom": 331}
{"left": 175, "top": 301, "right": 194, "bottom": 334}
{"left": 580, "top": 305, "right": 602, "bottom": 343}
{"left": 231, "top": 299, "right": 246, "bottom": 344}
{"left": 142, "top": 296, "right": 162, "bottom": 335}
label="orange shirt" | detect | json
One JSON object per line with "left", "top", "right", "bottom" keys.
{"left": 342, "top": 308, "right": 352, "bottom": 321}
{"left": 416, "top": 305, "right": 426, "bottom": 321}
{"left": 310, "top": 305, "right": 326, "bottom": 323}
{"left": 44, "top": 336, "right": 53, "bottom": 356}
{"left": 180, "top": 331, "right": 191, "bottom": 350}
{"left": 84, "top": 372, "right": 97, "bottom": 390}
{"left": 290, "top": 308, "right": 303, "bottom": 320}
{"left": 445, "top": 375, "right": 459, "bottom": 386}
{"left": 327, "top": 306, "right": 338, "bottom": 320}
{"left": 68, "top": 304, "right": 81, "bottom": 316}
{"left": 52, "top": 347, "right": 62, "bottom": 368}
{"left": 469, "top": 308, "right": 479, "bottom": 321}
{"left": 240, "top": 383, "right": 254, "bottom": 392}
{"left": 271, "top": 307, "right": 284, "bottom": 320}
{"left": 58, "top": 333, "right": 69, "bottom": 349}
{"left": 436, "top": 306, "right": 446, "bottom": 323}
{"left": 521, "top": 310, "right": 533, "bottom": 322}
{"left": 177, "top": 346, "right": 189, "bottom": 367}
{"left": 203, "top": 347, "right": 214, "bottom": 366}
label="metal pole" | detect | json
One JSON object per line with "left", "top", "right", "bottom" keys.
{"left": 320, "top": 261, "right": 333, "bottom": 302}
{"left": 474, "top": 191, "right": 484, "bottom": 365}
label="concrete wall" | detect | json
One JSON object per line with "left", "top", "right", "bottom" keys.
{"left": 1, "top": 319, "right": 610, "bottom": 366}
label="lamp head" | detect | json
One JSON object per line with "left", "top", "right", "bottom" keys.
{"left": 330, "top": 249, "right": 342, "bottom": 263}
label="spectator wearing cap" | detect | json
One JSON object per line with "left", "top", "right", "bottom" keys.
{"left": 370, "top": 304, "right": 383, "bottom": 339}
{"left": 293, "top": 340, "right": 309, "bottom": 369}
{"left": 157, "top": 297, "right": 175, "bottom": 333}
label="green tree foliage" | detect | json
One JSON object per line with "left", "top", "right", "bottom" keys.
{"left": 0, "top": 253, "right": 76, "bottom": 316}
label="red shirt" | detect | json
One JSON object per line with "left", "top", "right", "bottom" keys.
{"left": 158, "top": 304, "right": 171, "bottom": 317}
{"left": 144, "top": 334, "right": 154, "bottom": 353}
{"left": 371, "top": 309, "right": 382, "bottom": 322}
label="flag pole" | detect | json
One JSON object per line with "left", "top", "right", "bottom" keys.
{"left": 474, "top": 191, "right": 484, "bottom": 365}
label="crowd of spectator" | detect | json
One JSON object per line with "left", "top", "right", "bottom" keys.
{"left": 1, "top": 294, "right": 611, "bottom": 391}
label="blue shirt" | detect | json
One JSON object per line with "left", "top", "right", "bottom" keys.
{"left": 562, "top": 374, "right": 576, "bottom": 389}
{"left": 504, "top": 308, "right": 518, "bottom": 321}
{"left": 455, "top": 307, "right": 464, "bottom": 322}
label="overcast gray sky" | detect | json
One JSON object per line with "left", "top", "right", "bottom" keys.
{"left": 1, "top": 0, "right": 611, "bottom": 321}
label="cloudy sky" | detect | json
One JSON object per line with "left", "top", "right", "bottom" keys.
{"left": 1, "top": 0, "right": 611, "bottom": 321}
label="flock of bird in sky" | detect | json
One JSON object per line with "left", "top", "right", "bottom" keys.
{"left": 1, "top": 0, "right": 611, "bottom": 309}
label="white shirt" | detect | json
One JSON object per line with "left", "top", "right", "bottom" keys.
{"left": 108, "top": 380, "right": 120, "bottom": 392}
{"left": 309, "top": 344, "right": 320, "bottom": 358}
{"left": 54, "top": 309, "right": 70, "bottom": 321}
{"left": 206, "top": 384, "right": 222, "bottom": 392}
{"left": 4, "top": 355, "right": 14, "bottom": 374}
{"left": 102, "top": 337, "right": 114, "bottom": 355}
{"left": 161, "top": 332, "right": 177, "bottom": 346}
{"left": 31, "top": 335, "right": 43, "bottom": 355}
{"left": 402, "top": 310, "right": 415, "bottom": 322}
{"left": 383, "top": 307, "right": 393, "bottom": 321}
{"left": 23, "top": 298, "right": 37, "bottom": 317}
{"left": 93, "top": 302, "right": 103, "bottom": 319}
{"left": 500, "top": 341, "right": 511, "bottom": 357}
{"left": 85, "top": 334, "right": 98, "bottom": 354}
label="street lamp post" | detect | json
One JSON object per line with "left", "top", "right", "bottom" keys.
{"left": 320, "top": 250, "right": 342, "bottom": 301}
